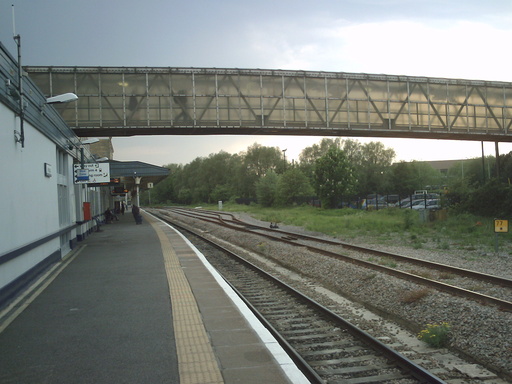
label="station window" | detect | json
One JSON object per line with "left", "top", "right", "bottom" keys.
{"left": 56, "top": 149, "right": 70, "bottom": 226}
{"left": 56, "top": 149, "right": 68, "bottom": 176}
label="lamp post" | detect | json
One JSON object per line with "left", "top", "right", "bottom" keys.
{"left": 282, "top": 148, "right": 287, "bottom": 171}
{"left": 133, "top": 172, "right": 142, "bottom": 206}
{"left": 481, "top": 141, "right": 485, "bottom": 182}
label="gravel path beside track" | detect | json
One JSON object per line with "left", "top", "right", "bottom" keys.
{"left": 166, "top": 210, "right": 512, "bottom": 382}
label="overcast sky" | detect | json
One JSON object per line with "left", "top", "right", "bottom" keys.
{"left": 2, "top": 0, "right": 512, "bottom": 165}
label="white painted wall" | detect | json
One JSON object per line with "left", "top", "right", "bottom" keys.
{"left": 1, "top": 106, "right": 59, "bottom": 245}
{"left": 0, "top": 102, "right": 107, "bottom": 295}
{"left": 0, "top": 102, "right": 69, "bottom": 288}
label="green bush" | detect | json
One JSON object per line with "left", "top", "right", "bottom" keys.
{"left": 210, "top": 184, "right": 234, "bottom": 203}
{"left": 256, "top": 171, "right": 279, "bottom": 207}
{"left": 446, "top": 178, "right": 512, "bottom": 217}
{"left": 418, "top": 322, "right": 451, "bottom": 348}
{"left": 467, "top": 179, "right": 512, "bottom": 217}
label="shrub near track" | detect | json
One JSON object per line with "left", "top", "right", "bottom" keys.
{"left": 198, "top": 204, "right": 512, "bottom": 255}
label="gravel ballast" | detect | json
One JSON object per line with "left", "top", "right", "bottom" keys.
{"left": 163, "top": 210, "right": 512, "bottom": 382}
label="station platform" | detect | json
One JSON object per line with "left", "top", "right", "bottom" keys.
{"left": 0, "top": 211, "right": 308, "bottom": 384}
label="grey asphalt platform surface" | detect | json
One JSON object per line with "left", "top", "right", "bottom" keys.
{"left": 0, "top": 214, "right": 179, "bottom": 383}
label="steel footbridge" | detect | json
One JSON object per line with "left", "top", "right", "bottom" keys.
{"left": 25, "top": 66, "right": 512, "bottom": 143}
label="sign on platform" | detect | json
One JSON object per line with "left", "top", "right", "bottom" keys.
{"left": 494, "top": 219, "right": 509, "bottom": 233}
{"left": 74, "top": 163, "right": 110, "bottom": 184}
{"left": 75, "top": 168, "right": 89, "bottom": 181}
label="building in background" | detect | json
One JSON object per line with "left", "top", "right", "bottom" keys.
{"left": 90, "top": 138, "right": 114, "bottom": 161}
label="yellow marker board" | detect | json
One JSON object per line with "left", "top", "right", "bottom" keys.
{"left": 494, "top": 219, "right": 509, "bottom": 233}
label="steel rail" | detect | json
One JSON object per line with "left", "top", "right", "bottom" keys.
{"left": 172, "top": 207, "right": 512, "bottom": 288}
{"left": 161, "top": 207, "right": 512, "bottom": 311}
{"left": 153, "top": 211, "right": 446, "bottom": 384}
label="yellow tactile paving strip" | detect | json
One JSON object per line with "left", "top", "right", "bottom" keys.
{"left": 149, "top": 217, "right": 224, "bottom": 384}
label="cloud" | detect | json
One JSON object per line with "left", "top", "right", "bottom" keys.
{"left": 245, "top": 18, "right": 512, "bottom": 82}
{"left": 337, "top": 20, "right": 512, "bottom": 81}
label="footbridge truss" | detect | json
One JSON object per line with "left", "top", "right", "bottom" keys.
{"left": 25, "top": 66, "right": 512, "bottom": 142}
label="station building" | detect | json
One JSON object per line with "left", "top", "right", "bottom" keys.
{"left": 0, "top": 42, "right": 168, "bottom": 306}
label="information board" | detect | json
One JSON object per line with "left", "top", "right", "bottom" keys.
{"left": 74, "top": 163, "right": 110, "bottom": 184}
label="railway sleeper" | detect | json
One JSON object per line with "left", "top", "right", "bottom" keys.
{"left": 299, "top": 340, "right": 355, "bottom": 349}
{"left": 286, "top": 333, "right": 338, "bottom": 341}
{"left": 320, "top": 362, "right": 395, "bottom": 375}
{"left": 282, "top": 322, "right": 327, "bottom": 330}
{"left": 307, "top": 348, "right": 375, "bottom": 365}
{"left": 263, "top": 313, "right": 321, "bottom": 322}
{"left": 340, "top": 372, "right": 411, "bottom": 384}
{"left": 304, "top": 351, "right": 376, "bottom": 361}
{"left": 281, "top": 326, "right": 337, "bottom": 336}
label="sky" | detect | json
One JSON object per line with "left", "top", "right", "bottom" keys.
{"left": 2, "top": 0, "right": 512, "bottom": 166}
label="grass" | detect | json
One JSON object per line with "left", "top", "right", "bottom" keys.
{"left": 196, "top": 203, "right": 512, "bottom": 253}
{"left": 378, "top": 258, "right": 398, "bottom": 268}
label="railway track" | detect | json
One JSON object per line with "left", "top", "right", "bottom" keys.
{"left": 151, "top": 211, "right": 447, "bottom": 384}
{"left": 156, "top": 207, "right": 512, "bottom": 311}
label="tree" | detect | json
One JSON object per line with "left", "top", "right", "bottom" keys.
{"left": 299, "top": 138, "right": 342, "bottom": 180}
{"left": 387, "top": 161, "right": 416, "bottom": 196}
{"left": 256, "top": 171, "right": 279, "bottom": 207}
{"left": 460, "top": 179, "right": 512, "bottom": 217}
{"left": 150, "top": 164, "right": 180, "bottom": 204}
{"left": 356, "top": 141, "right": 395, "bottom": 195}
{"left": 238, "top": 143, "right": 284, "bottom": 199}
{"left": 299, "top": 138, "right": 342, "bottom": 164}
{"left": 340, "top": 139, "right": 364, "bottom": 165}
{"left": 499, "top": 152, "right": 512, "bottom": 183}
{"left": 299, "top": 139, "right": 396, "bottom": 196}
{"left": 448, "top": 156, "right": 495, "bottom": 186}
{"left": 210, "top": 184, "right": 233, "bottom": 203}
{"left": 314, "top": 146, "right": 356, "bottom": 208}
{"left": 168, "top": 151, "right": 241, "bottom": 204}
{"left": 177, "top": 188, "right": 193, "bottom": 205}
{"left": 387, "top": 161, "right": 441, "bottom": 196}
{"left": 201, "top": 151, "right": 237, "bottom": 192}
{"left": 276, "top": 168, "right": 314, "bottom": 206}
{"left": 243, "top": 143, "right": 284, "bottom": 177}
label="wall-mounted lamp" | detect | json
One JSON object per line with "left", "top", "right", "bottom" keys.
{"left": 81, "top": 138, "right": 99, "bottom": 145}
{"left": 6, "top": 79, "right": 20, "bottom": 100}
{"left": 12, "top": 78, "right": 26, "bottom": 146}
{"left": 26, "top": 92, "right": 79, "bottom": 149}
{"left": 46, "top": 92, "right": 78, "bottom": 104}
{"left": 41, "top": 93, "right": 79, "bottom": 111}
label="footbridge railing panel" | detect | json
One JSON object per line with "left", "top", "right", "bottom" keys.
{"left": 25, "top": 67, "right": 512, "bottom": 142}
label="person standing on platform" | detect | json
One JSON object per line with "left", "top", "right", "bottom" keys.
{"left": 105, "top": 208, "right": 114, "bottom": 224}
{"left": 132, "top": 205, "right": 142, "bottom": 224}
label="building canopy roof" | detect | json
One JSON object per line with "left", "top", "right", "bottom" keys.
{"left": 106, "top": 160, "right": 169, "bottom": 191}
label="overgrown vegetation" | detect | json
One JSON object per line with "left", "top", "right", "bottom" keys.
{"left": 401, "top": 288, "right": 431, "bottom": 304}
{"left": 141, "top": 138, "right": 512, "bottom": 220}
{"left": 188, "top": 203, "right": 512, "bottom": 253}
{"left": 418, "top": 322, "right": 451, "bottom": 348}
